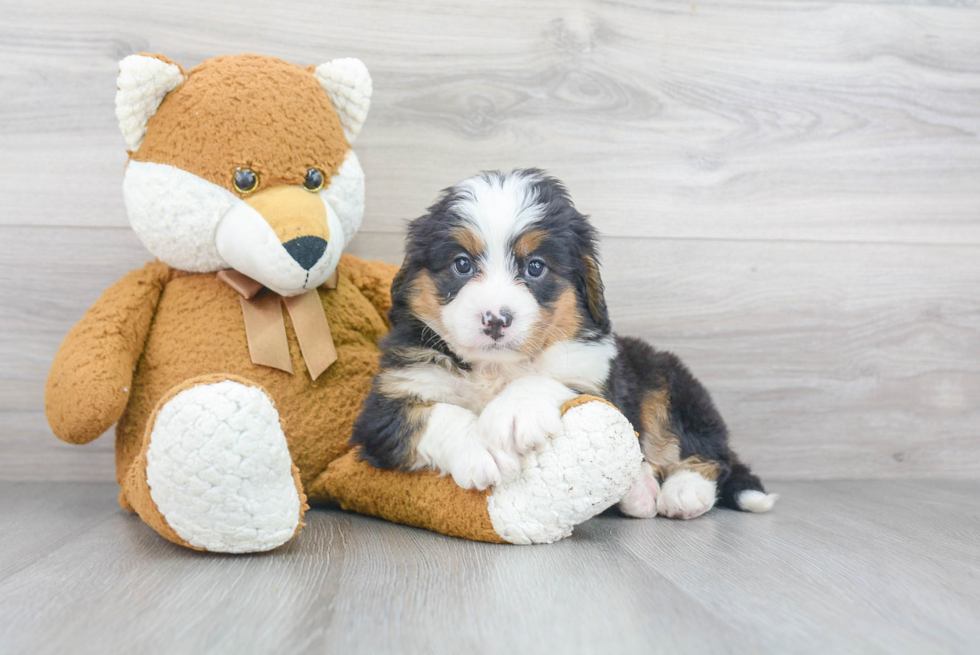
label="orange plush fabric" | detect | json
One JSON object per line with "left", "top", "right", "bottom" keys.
{"left": 313, "top": 451, "right": 505, "bottom": 543}
{"left": 108, "top": 254, "right": 395, "bottom": 495}
{"left": 45, "top": 251, "right": 520, "bottom": 548}
{"left": 132, "top": 54, "right": 350, "bottom": 194}
{"left": 45, "top": 262, "right": 170, "bottom": 444}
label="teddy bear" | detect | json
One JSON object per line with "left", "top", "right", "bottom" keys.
{"left": 44, "top": 53, "right": 642, "bottom": 553}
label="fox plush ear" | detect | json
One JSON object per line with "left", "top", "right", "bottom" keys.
{"left": 314, "top": 58, "right": 373, "bottom": 143}
{"left": 115, "top": 54, "right": 184, "bottom": 151}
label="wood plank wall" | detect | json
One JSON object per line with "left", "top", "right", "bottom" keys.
{"left": 1, "top": 0, "right": 978, "bottom": 482}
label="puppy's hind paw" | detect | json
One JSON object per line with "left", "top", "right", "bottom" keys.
{"left": 618, "top": 462, "right": 660, "bottom": 519}
{"left": 657, "top": 470, "right": 717, "bottom": 520}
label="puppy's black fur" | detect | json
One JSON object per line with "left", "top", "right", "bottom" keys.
{"left": 351, "top": 169, "right": 768, "bottom": 510}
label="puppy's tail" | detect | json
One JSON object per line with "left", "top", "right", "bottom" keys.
{"left": 717, "top": 455, "right": 778, "bottom": 513}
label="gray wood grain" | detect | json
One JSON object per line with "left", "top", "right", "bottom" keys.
{"left": 0, "top": 480, "right": 977, "bottom": 654}
{"left": 1, "top": 0, "right": 978, "bottom": 244}
{"left": 3, "top": 227, "right": 978, "bottom": 481}
{"left": 1, "top": 0, "right": 979, "bottom": 482}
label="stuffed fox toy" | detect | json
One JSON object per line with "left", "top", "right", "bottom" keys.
{"left": 44, "top": 53, "right": 642, "bottom": 553}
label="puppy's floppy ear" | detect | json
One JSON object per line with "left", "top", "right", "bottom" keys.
{"left": 387, "top": 261, "right": 413, "bottom": 324}
{"left": 581, "top": 253, "right": 611, "bottom": 332}
{"left": 390, "top": 262, "right": 410, "bottom": 303}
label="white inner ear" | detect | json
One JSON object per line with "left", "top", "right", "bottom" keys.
{"left": 115, "top": 55, "right": 184, "bottom": 151}
{"left": 314, "top": 58, "right": 372, "bottom": 142}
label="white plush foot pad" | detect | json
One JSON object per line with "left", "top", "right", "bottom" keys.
{"left": 657, "top": 470, "right": 717, "bottom": 520}
{"left": 145, "top": 381, "right": 302, "bottom": 553}
{"left": 487, "top": 400, "right": 643, "bottom": 544}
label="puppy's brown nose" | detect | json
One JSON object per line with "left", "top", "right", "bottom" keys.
{"left": 482, "top": 310, "right": 513, "bottom": 341}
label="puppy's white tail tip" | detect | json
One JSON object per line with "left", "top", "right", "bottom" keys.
{"left": 737, "top": 490, "right": 779, "bottom": 513}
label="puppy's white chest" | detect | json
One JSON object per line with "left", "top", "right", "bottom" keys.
{"left": 455, "top": 365, "right": 529, "bottom": 414}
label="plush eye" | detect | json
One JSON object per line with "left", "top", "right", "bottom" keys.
{"left": 233, "top": 168, "right": 258, "bottom": 194}
{"left": 454, "top": 256, "right": 473, "bottom": 275}
{"left": 303, "top": 168, "right": 325, "bottom": 192}
{"left": 526, "top": 258, "right": 546, "bottom": 278}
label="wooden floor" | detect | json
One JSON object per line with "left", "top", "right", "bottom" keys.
{"left": 1, "top": 1, "right": 978, "bottom": 652}
{"left": 0, "top": 480, "right": 976, "bottom": 654}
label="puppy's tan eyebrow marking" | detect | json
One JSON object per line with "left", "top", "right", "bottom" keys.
{"left": 513, "top": 229, "right": 547, "bottom": 258}
{"left": 450, "top": 227, "right": 484, "bottom": 258}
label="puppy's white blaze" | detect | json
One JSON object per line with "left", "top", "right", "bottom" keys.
{"left": 124, "top": 160, "right": 235, "bottom": 272}
{"left": 440, "top": 274, "right": 540, "bottom": 359}
{"left": 215, "top": 195, "right": 344, "bottom": 297}
{"left": 441, "top": 173, "right": 561, "bottom": 362}
{"left": 737, "top": 490, "right": 778, "bottom": 513}
{"left": 536, "top": 336, "right": 617, "bottom": 395}
{"left": 414, "top": 403, "right": 500, "bottom": 490}
{"left": 453, "top": 171, "right": 544, "bottom": 268}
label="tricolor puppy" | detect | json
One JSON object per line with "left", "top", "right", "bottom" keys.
{"left": 352, "top": 169, "right": 776, "bottom": 519}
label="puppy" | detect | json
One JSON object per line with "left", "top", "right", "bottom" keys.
{"left": 351, "top": 169, "right": 776, "bottom": 519}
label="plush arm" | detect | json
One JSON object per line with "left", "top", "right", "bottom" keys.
{"left": 45, "top": 261, "right": 170, "bottom": 444}
{"left": 338, "top": 253, "right": 400, "bottom": 326}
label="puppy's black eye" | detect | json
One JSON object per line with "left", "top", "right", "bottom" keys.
{"left": 303, "top": 168, "right": 325, "bottom": 192}
{"left": 454, "top": 256, "right": 473, "bottom": 275}
{"left": 526, "top": 259, "right": 546, "bottom": 278}
{"left": 233, "top": 167, "right": 258, "bottom": 194}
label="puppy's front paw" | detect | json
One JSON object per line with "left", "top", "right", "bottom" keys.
{"left": 657, "top": 470, "right": 717, "bottom": 520}
{"left": 448, "top": 439, "right": 503, "bottom": 491}
{"left": 478, "top": 392, "right": 563, "bottom": 456}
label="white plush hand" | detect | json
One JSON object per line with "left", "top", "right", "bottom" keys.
{"left": 478, "top": 377, "right": 577, "bottom": 462}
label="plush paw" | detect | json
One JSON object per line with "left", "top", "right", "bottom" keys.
{"left": 486, "top": 397, "right": 643, "bottom": 544}
{"left": 478, "top": 377, "right": 573, "bottom": 458}
{"left": 657, "top": 470, "right": 717, "bottom": 520}
{"left": 618, "top": 462, "right": 661, "bottom": 518}
{"left": 144, "top": 380, "right": 303, "bottom": 552}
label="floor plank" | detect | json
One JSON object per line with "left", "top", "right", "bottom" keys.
{"left": 0, "top": 481, "right": 977, "bottom": 654}
{"left": 0, "top": 482, "right": 118, "bottom": 581}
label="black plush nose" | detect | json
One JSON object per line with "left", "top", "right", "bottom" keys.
{"left": 482, "top": 310, "right": 514, "bottom": 341}
{"left": 283, "top": 236, "right": 327, "bottom": 271}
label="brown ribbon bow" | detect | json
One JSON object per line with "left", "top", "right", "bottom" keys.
{"left": 218, "top": 269, "right": 339, "bottom": 381}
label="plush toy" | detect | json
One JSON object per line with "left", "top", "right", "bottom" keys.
{"left": 44, "top": 53, "right": 642, "bottom": 552}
